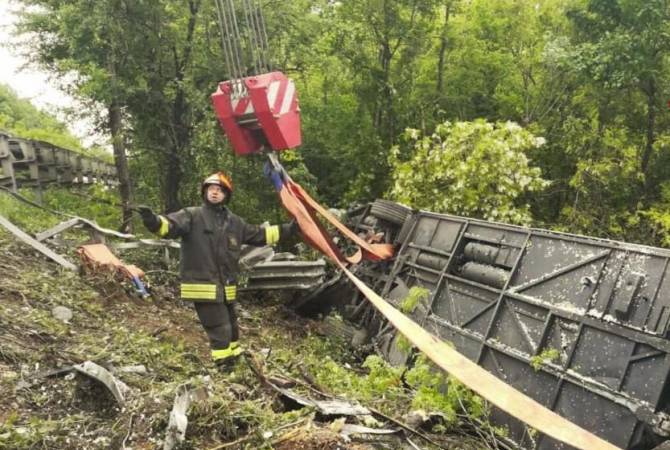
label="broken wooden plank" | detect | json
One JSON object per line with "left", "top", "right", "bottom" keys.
{"left": 0, "top": 214, "right": 77, "bottom": 271}
{"left": 35, "top": 218, "right": 81, "bottom": 241}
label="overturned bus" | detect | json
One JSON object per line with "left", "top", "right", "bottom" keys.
{"left": 297, "top": 199, "right": 670, "bottom": 450}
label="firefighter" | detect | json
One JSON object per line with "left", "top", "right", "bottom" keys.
{"left": 137, "top": 171, "right": 298, "bottom": 370}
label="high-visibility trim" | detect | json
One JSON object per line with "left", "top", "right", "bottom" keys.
{"left": 224, "top": 284, "right": 237, "bottom": 302}
{"left": 180, "top": 283, "right": 217, "bottom": 300}
{"left": 211, "top": 346, "right": 234, "bottom": 361}
{"left": 265, "top": 225, "right": 280, "bottom": 245}
{"left": 157, "top": 216, "right": 169, "bottom": 237}
{"left": 231, "top": 341, "right": 243, "bottom": 356}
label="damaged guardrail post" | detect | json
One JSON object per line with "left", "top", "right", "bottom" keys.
{"left": 0, "top": 132, "right": 17, "bottom": 191}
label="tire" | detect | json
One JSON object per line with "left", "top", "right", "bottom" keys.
{"left": 394, "top": 214, "right": 415, "bottom": 245}
{"left": 369, "top": 199, "right": 411, "bottom": 225}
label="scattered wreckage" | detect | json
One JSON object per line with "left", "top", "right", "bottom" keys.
{"left": 8, "top": 181, "right": 670, "bottom": 448}
{"left": 298, "top": 199, "right": 670, "bottom": 450}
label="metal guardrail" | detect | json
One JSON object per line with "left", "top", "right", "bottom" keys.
{"left": 243, "top": 259, "right": 327, "bottom": 291}
{"left": 0, "top": 131, "right": 117, "bottom": 192}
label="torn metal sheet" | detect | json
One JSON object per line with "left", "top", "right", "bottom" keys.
{"left": 34, "top": 216, "right": 147, "bottom": 244}
{"left": 272, "top": 252, "right": 297, "bottom": 261}
{"left": 164, "top": 382, "right": 210, "bottom": 450}
{"left": 35, "top": 218, "right": 81, "bottom": 241}
{"left": 117, "top": 365, "right": 148, "bottom": 375}
{"left": 164, "top": 385, "right": 191, "bottom": 450}
{"left": 0, "top": 214, "right": 77, "bottom": 270}
{"left": 272, "top": 385, "right": 370, "bottom": 416}
{"left": 239, "top": 245, "right": 275, "bottom": 270}
{"left": 339, "top": 424, "right": 399, "bottom": 443}
{"left": 15, "top": 366, "right": 75, "bottom": 391}
{"left": 72, "top": 361, "right": 130, "bottom": 405}
{"left": 77, "top": 218, "right": 134, "bottom": 239}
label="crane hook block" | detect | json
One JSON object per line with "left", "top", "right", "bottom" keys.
{"left": 211, "top": 71, "right": 301, "bottom": 155}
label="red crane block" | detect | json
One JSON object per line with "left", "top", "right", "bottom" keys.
{"left": 211, "top": 71, "right": 301, "bottom": 155}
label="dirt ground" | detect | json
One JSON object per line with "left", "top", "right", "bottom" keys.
{"left": 0, "top": 228, "right": 490, "bottom": 450}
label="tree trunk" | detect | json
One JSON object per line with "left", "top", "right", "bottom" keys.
{"left": 108, "top": 99, "right": 133, "bottom": 233}
{"left": 164, "top": 151, "right": 183, "bottom": 213}
{"left": 163, "top": 0, "right": 200, "bottom": 213}
{"left": 436, "top": 1, "right": 452, "bottom": 94}
{"left": 641, "top": 79, "right": 656, "bottom": 181}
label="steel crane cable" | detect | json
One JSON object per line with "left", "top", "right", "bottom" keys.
{"left": 224, "top": 0, "right": 248, "bottom": 96}
{"left": 214, "top": 0, "right": 272, "bottom": 92}
{"left": 255, "top": 0, "right": 271, "bottom": 72}
{"left": 241, "top": 0, "right": 262, "bottom": 75}
{"left": 214, "top": 0, "right": 247, "bottom": 97}
{"left": 213, "top": 0, "right": 237, "bottom": 86}
{"left": 241, "top": 0, "right": 271, "bottom": 73}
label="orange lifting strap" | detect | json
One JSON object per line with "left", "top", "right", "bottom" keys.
{"left": 264, "top": 155, "right": 394, "bottom": 265}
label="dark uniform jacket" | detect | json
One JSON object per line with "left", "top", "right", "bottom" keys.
{"left": 156, "top": 203, "right": 282, "bottom": 303}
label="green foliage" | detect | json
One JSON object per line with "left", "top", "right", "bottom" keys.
{"left": 395, "top": 335, "right": 413, "bottom": 355}
{"left": 307, "top": 350, "right": 405, "bottom": 404}
{"left": 0, "top": 190, "right": 60, "bottom": 233}
{"left": 43, "top": 185, "right": 122, "bottom": 230}
{"left": 405, "top": 354, "right": 486, "bottom": 424}
{"left": 400, "top": 286, "right": 430, "bottom": 314}
{"left": 0, "top": 186, "right": 121, "bottom": 233}
{"left": 0, "top": 412, "right": 80, "bottom": 449}
{"left": 0, "top": 84, "right": 84, "bottom": 152}
{"left": 389, "top": 120, "right": 549, "bottom": 224}
{"left": 10, "top": 0, "right": 670, "bottom": 246}
{"left": 530, "top": 348, "right": 561, "bottom": 371}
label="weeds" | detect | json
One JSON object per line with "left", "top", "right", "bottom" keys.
{"left": 400, "top": 286, "right": 430, "bottom": 314}
{"left": 530, "top": 348, "right": 561, "bottom": 371}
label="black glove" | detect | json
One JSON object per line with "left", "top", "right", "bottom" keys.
{"left": 280, "top": 219, "right": 299, "bottom": 238}
{"left": 136, "top": 205, "right": 161, "bottom": 232}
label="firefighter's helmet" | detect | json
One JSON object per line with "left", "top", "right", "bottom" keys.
{"left": 201, "top": 171, "right": 234, "bottom": 202}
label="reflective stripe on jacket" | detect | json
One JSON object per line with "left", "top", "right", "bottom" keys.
{"left": 155, "top": 203, "right": 281, "bottom": 302}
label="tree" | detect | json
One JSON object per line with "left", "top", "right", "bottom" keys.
{"left": 388, "top": 120, "right": 549, "bottom": 224}
{"left": 568, "top": 0, "right": 670, "bottom": 187}
{"left": 0, "top": 83, "right": 87, "bottom": 153}
{"left": 14, "top": 0, "right": 166, "bottom": 230}
{"left": 316, "top": 0, "right": 440, "bottom": 202}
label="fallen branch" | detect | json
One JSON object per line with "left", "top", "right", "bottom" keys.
{"left": 206, "top": 434, "right": 253, "bottom": 450}
{"left": 122, "top": 413, "right": 135, "bottom": 450}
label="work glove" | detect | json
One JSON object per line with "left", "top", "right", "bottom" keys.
{"left": 136, "top": 205, "right": 161, "bottom": 233}
{"left": 280, "top": 219, "right": 300, "bottom": 238}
